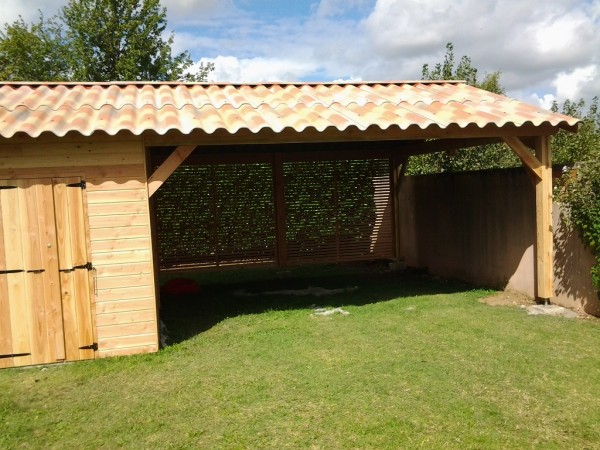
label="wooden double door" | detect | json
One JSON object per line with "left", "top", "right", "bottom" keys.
{"left": 0, "top": 177, "right": 95, "bottom": 368}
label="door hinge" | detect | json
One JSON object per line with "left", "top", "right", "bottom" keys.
{"left": 59, "top": 262, "right": 93, "bottom": 273}
{"left": 0, "top": 185, "right": 17, "bottom": 190}
{"left": 0, "top": 352, "right": 31, "bottom": 359}
{"left": 79, "top": 343, "right": 98, "bottom": 351}
{"left": 67, "top": 180, "right": 86, "bottom": 190}
{"left": 0, "top": 269, "right": 24, "bottom": 275}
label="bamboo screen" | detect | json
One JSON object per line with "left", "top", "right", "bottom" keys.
{"left": 156, "top": 163, "right": 276, "bottom": 269}
{"left": 284, "top": 159, "right": 393, "bottom": 264}
{"left": 155, "top": 157, "right": 393, "bottom": 270}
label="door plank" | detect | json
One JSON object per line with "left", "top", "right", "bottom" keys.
{"left": 1, "top": 181, "right": 31, "bottom": 366}
{"left": 54, "top": 178, "right": 95, "bottom": 361}
{"left": 0, "top": 182, "right": 14, "bottom": 368}
{"left": 19, "top": 179, "right": 51, "bottom": 365}
{"left": 53, "top": 181, "right": 74, "bottom": 271}
{"left": 36, "top": 180, "right": 66, "bottom": 362}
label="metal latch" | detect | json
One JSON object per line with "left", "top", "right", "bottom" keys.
{"left": 79, "top": 343, "right": 98, "bottom": 351}
{"left": 0, "top": 352, "right": 31, "bottom": 359}
{"left": 59, "top": 262, "right": 93, "bottom": 273}
{"left": 66, "top": 180, "right": 86, "bottom": 189}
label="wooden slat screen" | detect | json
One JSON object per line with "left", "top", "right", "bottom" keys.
{"left": 155, "top": 157, "right": 394, "bottom": 270}
{"left": 284, "top": 159, "right": 394, "bottom": 264}
{"left": 156, "top": 163, "right": 276, "bottom": 269}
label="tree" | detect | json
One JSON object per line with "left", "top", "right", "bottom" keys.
{"left": 409, "top": 43, "right": 519, "bottom": 175}
{"left": 0, "top": 14, "right": 70, "bottom": 81}
{"left": 415, "top": 43, "right": 600, "bottom": 292}
{"left": 421, "top": 43, "right": 504, "bottom": 95}
{"left": 554, "top": 97, "right": 600, "bottom": 291}
{"left": 0, "top": 0, "right": 213, "bottom": 82}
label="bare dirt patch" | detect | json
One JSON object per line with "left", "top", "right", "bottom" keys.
{"left": 479, "top": 290, "right": 536, "bottom": 307}
{"left": 480, "top": 290, "right": 600, "bottom": 321}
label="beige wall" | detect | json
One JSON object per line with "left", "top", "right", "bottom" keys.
{"left": 399, "top": 168, "right": 599, "bottom": 316}
{"left": 0, "top": 136, "right": 159, "bottom": 358}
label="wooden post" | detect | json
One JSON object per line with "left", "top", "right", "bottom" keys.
{"left": 145, "top": 147, "right": 162, "bottom": 317}
{"left": 273, "top": 153, "right": 287, "bottom": 266}
{"left": 391, "top": 156, "right": 408, "bottom": 260}
{"left": 535, "top": 136, "right": 554, "bottom": 300}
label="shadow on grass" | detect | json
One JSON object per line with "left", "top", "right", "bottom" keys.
{"left": 159, "top": 263, "right": 475, "bottom": 345}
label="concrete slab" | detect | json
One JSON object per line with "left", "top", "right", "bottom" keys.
{"left": 526, "top": 305, "right": 578, "bottom": 318}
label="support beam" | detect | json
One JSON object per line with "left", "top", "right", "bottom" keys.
{"left": 147, "top": 145, "right": 196, "bottom": 197}
{"left": 503, "top": 136, "right": 543, "bottom": 180}
{"left": 535, "top": 136, "right": 554, "bottom": 300}
{"left": 273, "top": 153, "right": 287, "bottom": 266}
{"left": 392, "top": 156, "right": 409, "bottom": 260}
{"left": 406, "top": 137, "right": 504, "bottom": 157}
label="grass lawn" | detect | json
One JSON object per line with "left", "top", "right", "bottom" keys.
{"left": 1, "top": 264, "right": 599, "bottom": 449}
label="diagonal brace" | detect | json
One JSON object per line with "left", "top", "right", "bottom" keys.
{"left": 503, "top": 136, "right": 543, "bottom": 180}
{"left": 148, "top": 145, "right": 197, "bottom": 197}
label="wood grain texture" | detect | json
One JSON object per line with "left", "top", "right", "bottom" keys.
{"left": 97, "top": 333, "right": 158, "bottom": 350}
{"left": 0, "top": 182, "right": 14, "bottom": 368}
{"left": 95, "top": 297, "right": 155, "bottom": 314}
{"left": 0, "top": 141, "right": 144, "bottom": 169}
{"left": 147, "top": 145, "right": 196, "bottom": 197}
{"left": 503, "top": 136, "right": 543, "bottom": 180}
{"left": 535, "top": 136, "right": 554, "bottom": 299}
{"left": 95, "top": 272, "right": 153, "bottom": 290}
{"left": 96, "top": 321, "right": 157, "bottom": 339}
{"left": 96, "top": 309, "right": 156, "bottom": 327}
{"left": 98, "top": 343, "right": 158, "bottom": 358}
{"left": 0, "top": 138, "right": 159, "bottom": 365}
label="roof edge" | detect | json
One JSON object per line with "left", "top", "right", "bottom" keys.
{"left": 0, "top": 80, "right": 467, "bottom": 88}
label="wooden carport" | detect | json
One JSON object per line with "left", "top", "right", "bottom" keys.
{"left": 0, "top": 80, "right": 580, "bottom": 367}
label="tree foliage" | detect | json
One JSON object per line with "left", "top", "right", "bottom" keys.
{"left": 409, "top": 43, "right": 519, "bottom": 175}
{"left": 421, "top": 43, "right": 504, "bottom": 95}
{"left": 0, "top": 14, "right": 71, "bottom": 81}
{"left": 554, "top": 98, "right": 600, "bottom": 291}
{"left": 416, "top": 43, "right": 600, "bottom": 291}
{"left": 0, "top": 0, "right": 212, "bottom": 82}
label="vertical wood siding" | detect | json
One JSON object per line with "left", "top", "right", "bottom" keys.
{"left": 0, "top": 138, "right": 158, "bottom": 360}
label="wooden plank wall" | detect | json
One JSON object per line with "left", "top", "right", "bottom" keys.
{"left": 0, "top": 138, "right": 158, "bottom": 359}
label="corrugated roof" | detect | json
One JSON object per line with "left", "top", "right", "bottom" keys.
{"left": 0, "top": 81, "right": 580, "bottom": 139}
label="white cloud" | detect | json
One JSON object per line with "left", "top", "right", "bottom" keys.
{"left": 163, "top": 0, "right": 238, "bottom": 25}
{"left": 533, "top": 13, "right": 587, "bottom": 54}
{"left": 194, "top": 56, "right": 317, "bottom": 82}
{"left": 530, "top": 93, "right": 556, "bottom": 110}
{"left": 0, "top": 0, "right": 64, "bottom": 23}
{"left": 553, "top": 65, "right": 598, "bottom": 101}
{"left": 2, "top": 0, "right": 599, "bottom": 105}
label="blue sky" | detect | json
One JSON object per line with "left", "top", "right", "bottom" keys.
{"left": 2, "top": 0, "right": 599, "bottom": 108}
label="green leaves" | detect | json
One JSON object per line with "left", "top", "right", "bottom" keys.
{"left": 418, "top": 43, "right": 600, "bottom": 293}
{"left": 0, "top": 0, "right": 213, "bottom": 82}
{"left": 421, "top": 43, "right": 504, "bottom": 95}
{"left": 0, "top": 14, "right": 71, "bottom": 81}
{"left": 554, "top": 98, "right": 600, "bottom": 291}
{"left": 412, "top": 43, "right": 515, "bottom": 176}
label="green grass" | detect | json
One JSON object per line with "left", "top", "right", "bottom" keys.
{"left": 1, "top": 264, "right": 600, "bottom": 449}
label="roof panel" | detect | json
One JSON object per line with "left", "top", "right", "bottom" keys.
{"left": 0, "top": 81, "right": 580, "bottom": 139}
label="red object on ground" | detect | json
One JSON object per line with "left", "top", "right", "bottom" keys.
{"left": 161, "top": 278, "right": 202, "bottom": 295}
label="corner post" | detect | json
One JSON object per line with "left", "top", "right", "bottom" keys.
{"left": 535, "top": 136, "right": 554, "bottom": 300}
{"left": 273, "top": 153, "right": 287, "bottom": 266}
{"left": 391, "top": 156, "right": 408, "bottom": 260}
